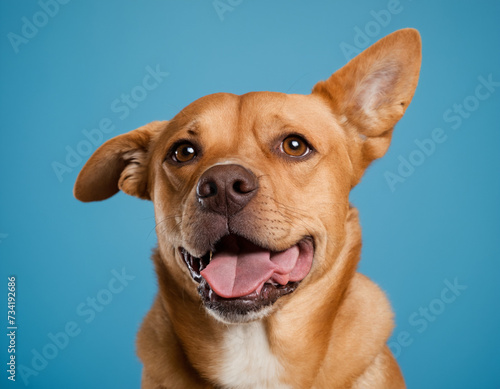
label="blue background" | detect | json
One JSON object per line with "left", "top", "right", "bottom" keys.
{"left": 1, "top": 1, "right": 499, "bottom": 388}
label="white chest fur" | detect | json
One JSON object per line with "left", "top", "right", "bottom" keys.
{"left": 216, "top": 321, "right": 291, "bottom": 389}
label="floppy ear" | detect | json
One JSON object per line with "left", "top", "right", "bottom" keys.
{"left": 74, "top": 121, "right": 167, "bottom": 202}
{"left": 312, "top": 28, "right": 421, "bottom": 180}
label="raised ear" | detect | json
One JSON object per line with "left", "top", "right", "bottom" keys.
{"left": 74, "top": 121, "right": 167, "bottom": 202}
{"left": 312, "top": 28, "right": 421, "bottom": 177}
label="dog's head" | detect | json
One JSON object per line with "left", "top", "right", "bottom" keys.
{"left": 74, "top": 29, "right": 421, "bottom": 323}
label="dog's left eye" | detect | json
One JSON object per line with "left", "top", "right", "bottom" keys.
{"left": 171, "top": 142, "right": 197, "bottom": 163}
{"left": 281, "top": 136, "right": 311, "bottom": 157}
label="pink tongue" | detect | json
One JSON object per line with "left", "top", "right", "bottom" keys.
{"left": 200, "top": 236, "right": 309, "bottom": 299}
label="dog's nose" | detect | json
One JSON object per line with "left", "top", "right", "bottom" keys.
{"left": 196, "top": 164, "right": 258, "bottom": 216}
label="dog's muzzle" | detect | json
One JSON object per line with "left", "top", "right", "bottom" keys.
{"left": 179, "top": 163, "right": 314, "bottom": 319}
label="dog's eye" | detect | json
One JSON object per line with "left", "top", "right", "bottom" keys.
{"left": 281, "top": 136, "right": 310, "bottom": 157}
{"left": 172, "top": 142, "right": 197, "bottom": 163}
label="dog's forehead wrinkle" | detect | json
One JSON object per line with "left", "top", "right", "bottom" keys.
{"left": 165, "top": 94, "right": 240, "bottom": 138}
{"left": 185, "top": 119, "right": 200, "bottom": 136}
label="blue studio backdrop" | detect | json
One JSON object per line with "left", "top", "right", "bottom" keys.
{"left": 1, "top": 1, "right": 499, "bottom": 388}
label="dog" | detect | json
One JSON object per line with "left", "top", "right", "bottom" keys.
{"left": 74, "top": 28, "right": 421, "bottom": 388}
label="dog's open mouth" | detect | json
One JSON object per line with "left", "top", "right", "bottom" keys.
{"left": 180, "top": 234, "right": 314, "bottom": 315}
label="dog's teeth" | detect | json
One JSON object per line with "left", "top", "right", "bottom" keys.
{"left": 209, "top": 251, "right": 213, "bottom": 262}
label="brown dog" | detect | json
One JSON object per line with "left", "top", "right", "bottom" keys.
{"left": 74, "top": 28, "right": 421, "bottom": 388}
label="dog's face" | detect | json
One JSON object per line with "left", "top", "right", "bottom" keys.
{"left": 150, "top": 92, "right": 353, "bottom": 322}
{"left": 74, "top": 29, "right": 421, "bottom": 323}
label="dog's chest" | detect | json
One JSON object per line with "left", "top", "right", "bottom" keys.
{"left": 215, "top": 321, "right": 291, "bottom": 389}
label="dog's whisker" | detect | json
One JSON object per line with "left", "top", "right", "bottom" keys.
{"left": 259, "top": 196, "right": 319, "bottom": 223}
{"left": 153, "top": 215, "right": 182, "bottom": 228}
{"left": 167, "top": 220, "right": 183, "bottom": 235}
{"left": 147, "top": 214, "right": 183, "bottom": 239}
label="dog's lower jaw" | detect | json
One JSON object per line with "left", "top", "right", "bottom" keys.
{"left": 203, "top": 297, "right": 276, "bottom": 325}
{"left": 198, "top": 279, "right": 304, "bottom": 324}
{"left": 137, "top": 207, "right": 404, "bottom": 389}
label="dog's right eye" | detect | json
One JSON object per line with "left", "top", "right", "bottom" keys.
{"left": 280, "top": 135, "right": 312, "bottom": 158}
{"left": 171, "top": 142, "right": 197, "bottom": 163}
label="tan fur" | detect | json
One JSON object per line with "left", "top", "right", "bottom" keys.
{"left": 74, "top": 29, "right": 421, "bottom": 388}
